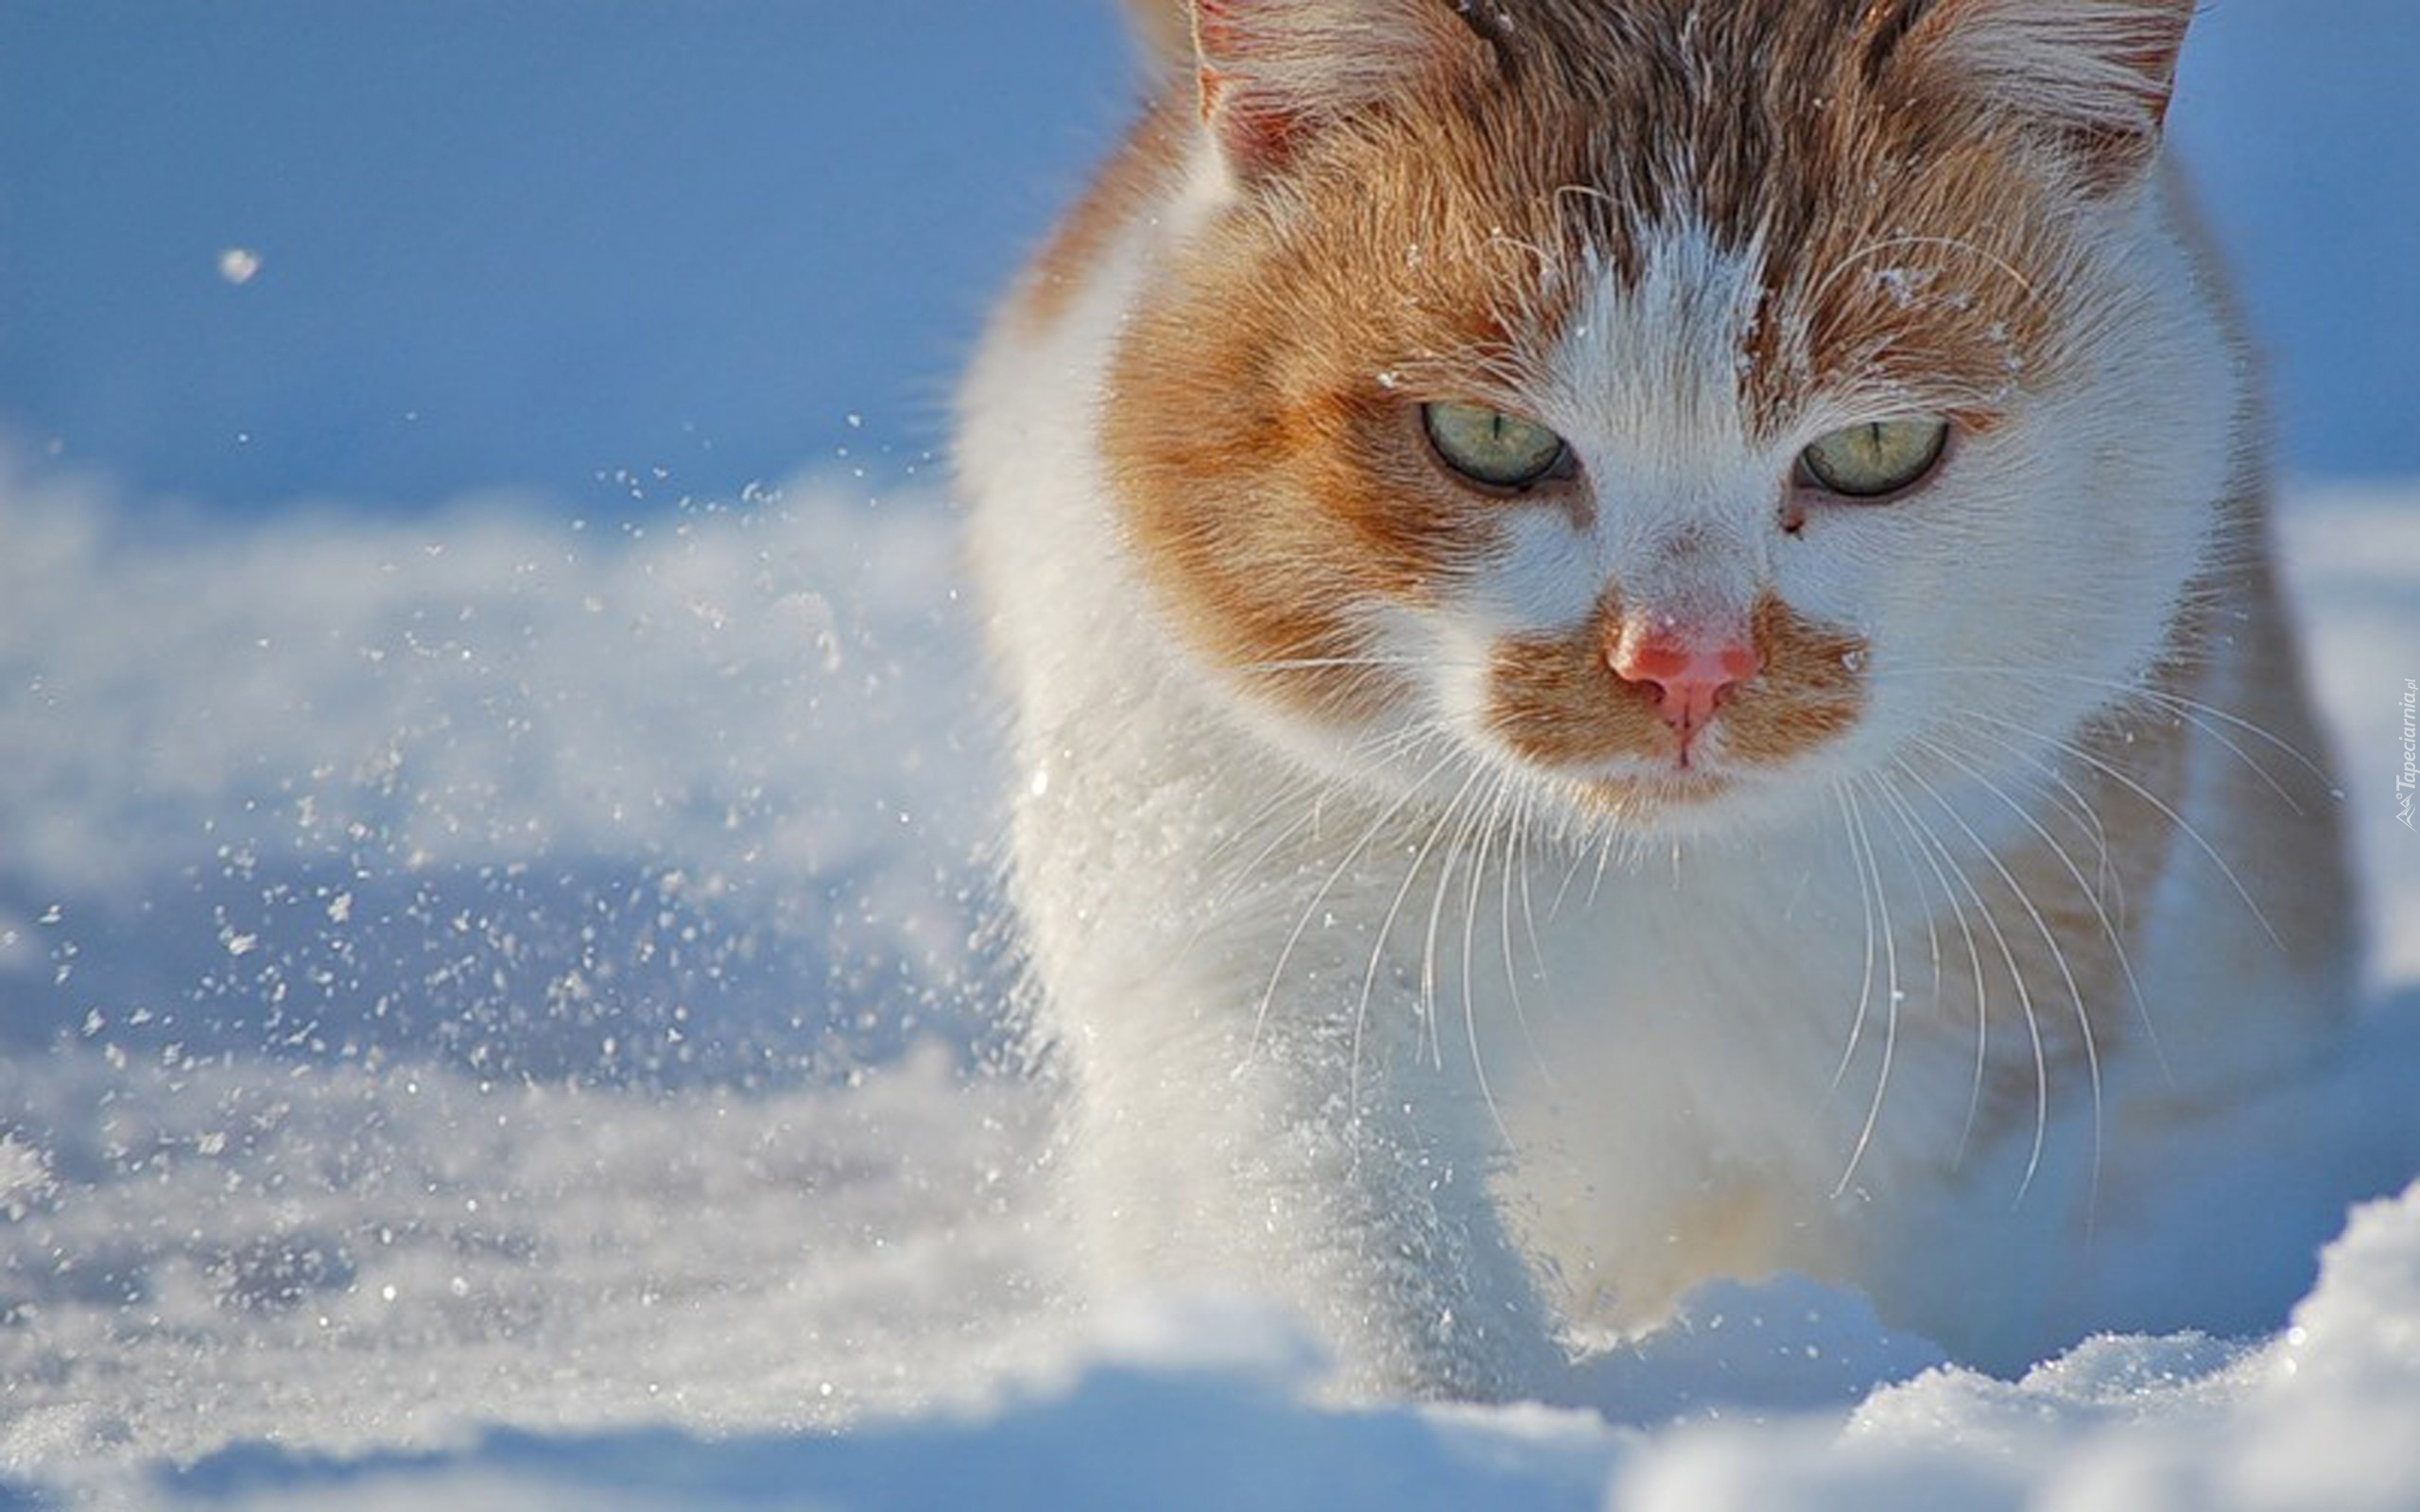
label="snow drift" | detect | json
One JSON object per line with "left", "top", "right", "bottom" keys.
{"left": 0, "top": 460, "right": 2415, "bottom": 1508}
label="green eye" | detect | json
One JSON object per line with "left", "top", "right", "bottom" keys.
{"left": 1798, "top": 417, "right": 1951, "bottom": 499}
{"left": 1422, "top": 403, "right": 1570, "bottom": 491}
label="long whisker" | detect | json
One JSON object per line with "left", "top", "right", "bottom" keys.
{"left": 1500, "top": 782, "right": 1558, "bottom": 1088}
{"left": 1804, "top": 233, "right": 2047, "bottom": 331}
{"left": 1461, "top": 775, "right": 1514, "bottom": 1145}
{"left": 1233, "top": 655, "right": 1452, "bottom": 676}
{"left": 1832, "top": 783, "right": 1905, "bottom": 1200}
{"left": 1512, "top": 786, "right": 1553, "bottom": 993}
{"left": 1194, "top": 716, "right": 1440, "bottom": 882}
{"left": 1183, "top": 724, "right": 1447, "bottom": 971}
{"left": 1422, "top": 770, "right": 1495, "bottom": 1074}
{"left": 1351, "top": 792, "right": 1459, "bottom": 1119}
{"left": 1547, "top": 824, "right": 1594, "bottom": 922}
{"left": 1253, "top": 745, "right": 1466, "bottom": 1056}
{"left": 1825, "top": 784, "right": 1882, "bottom": 1102}
{"left": 1895, "top": 743, "right": 2103, "bottom": 1213}
{"left": 1864, "top": 769, "right": 1992, "bottom": 1165}
{"left": 1880, "top": 755, "right": 2048, "bottom": 1185}
{"left": 1865, "top": 772, "right": 1947, "bottom": 1018}
{"left": 1347, "top": 763, "right": 1487, "bottom": 1101}
{"left": 1945, "top": 704, "right": 2285, "bottom": 952}
{"left": 1866, "top": 661, "right": 2331, "bottom": 802}
{"left": 1923, "top": 713, "right": 2171, "bottom": 1084}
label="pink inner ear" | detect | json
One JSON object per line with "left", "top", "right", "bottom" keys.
{"left": 1186, "top": 0, "right": 1499, "bottom": 180}
{"left": 1192, "top": 0, "right": 1251, "bottom": 57}
{"left": 1205, "top": 86, "right": 1306, "bottom": 178}
{"left": 1192, "top": 1, "right": 1305, "bottom": 177}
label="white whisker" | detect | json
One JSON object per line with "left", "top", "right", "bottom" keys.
{"left": 1253, "top": 746, "right": 1466, "bottom": 1057}
{"left": 1825, "top": 784, "right": 1882, "bottom": 1103}
{"left": 1879, "top": 756, "right": 2046, "bottom": 1183}
{"left": 1863, "top": 770, "right": 1993, "bottom": 1167}
{"left": 1923, "top": 714, "right": 2171, "bottom": 1084}
{"left": 1501, "top": 783, "right": 1559, "bottom": 1087}
{"left": 1421, "top": 771, "right": 1495, "bottom": 1074}
{"left": 1945, "top": 704, "right": 2285, "bottom": 951}
{"left": 1804, "top": 233, "right": 2047, "bottom": 332}
{"left": 1461, "top": 776, "right": 1514, "bottom": 1145}
{"left": 1831, "top": 784, "right": 1905, "bottom": 1200}
{"left": 1868, "top": 661, "right": 2331, "bottom": 802}
{"left": 1894, "top": 744, "right": 2103, "bottom": 1211}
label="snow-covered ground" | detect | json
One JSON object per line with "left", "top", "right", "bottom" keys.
{"left": 3, "top": 3, "right": 2417, "bottom": 1507}
{"left": 0, "top": 461, "right": 2414, "bottom": 1510}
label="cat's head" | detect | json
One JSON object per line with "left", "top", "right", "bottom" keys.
{"left": 1104, "top": 0, "right": 2238, "bottom": 841}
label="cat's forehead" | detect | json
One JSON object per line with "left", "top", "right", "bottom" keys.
{"left": 1478, "top": 0, "right": 1888, "bottom": 254}
{"left": 1309, "top": 4, "right": 2077, "bottom": 438}
{"left": 1530, "top": 222, "right": 1769, "bottom": 478}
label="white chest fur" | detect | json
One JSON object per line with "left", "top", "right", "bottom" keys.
{"left": 959, "top": 136, "right": 2355, "bottom": 1398}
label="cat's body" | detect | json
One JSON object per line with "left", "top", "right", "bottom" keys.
{"left": 959, "top": 0, "right": 2357, "bottom": 1399}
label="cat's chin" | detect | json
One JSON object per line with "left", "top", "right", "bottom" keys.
{"left": 1493, "top": 761, "right": 1743, "bottom": 840}
{"left": 1521, "top": 753, "right": 1832, "bottom": 843}
{"left": 1568, "top": 768, "right": 1737, "bottom": 814}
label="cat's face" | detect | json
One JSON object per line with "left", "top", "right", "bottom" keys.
{"left": 1104, "top": 0, "right": 2234, "bottom": 841}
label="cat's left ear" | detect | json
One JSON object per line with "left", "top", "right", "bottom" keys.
{"left": 1190, "top": 0, "right": 1500, "bottom": 183}
{"left": 1884, "top": 0, "right": 2194, "bottom": 189}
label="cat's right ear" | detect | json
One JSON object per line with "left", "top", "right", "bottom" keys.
{"left": 1878, "top": 0, "right": 2195, "bottom": 190}
{"left": 1189, "top": 0, "right": 1497, "bottom": 183}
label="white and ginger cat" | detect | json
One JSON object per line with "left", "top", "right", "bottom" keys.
{"left": 959, "top": 0, "right": 2358, "bottom": 1400}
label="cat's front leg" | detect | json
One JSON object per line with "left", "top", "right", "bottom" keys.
{"left": 1046, "top": 951, "right": 1564, "bottom": 1401}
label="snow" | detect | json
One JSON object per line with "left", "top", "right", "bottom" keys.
{"left": 1, "top": 5, "right": 2416, "bottom": 1506}
{"left": 0, "top": 462, "right": 2415, "bottom": 1510}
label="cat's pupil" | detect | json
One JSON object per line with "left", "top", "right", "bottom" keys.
{"left": 1423, "top": 402, "right": 1569, "bottom": 492}
{"left": 1798, "top": 416, "right": 1950, "bottom": 501}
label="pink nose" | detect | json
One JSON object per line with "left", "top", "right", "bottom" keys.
{"left": 1611, "top": 629, "right": 1763, "bottom": 736}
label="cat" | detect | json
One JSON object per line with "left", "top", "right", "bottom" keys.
{"left": 958, "top": 0, "right": 2359, "bottom": 1400}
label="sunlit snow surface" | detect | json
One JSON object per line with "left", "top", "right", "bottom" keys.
{"left": 1, "top": 460, "right": 2416, "bottom": 1509}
